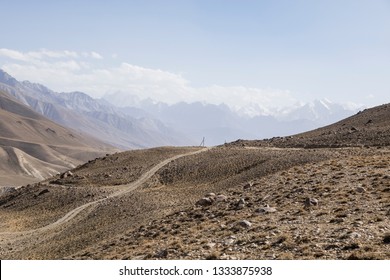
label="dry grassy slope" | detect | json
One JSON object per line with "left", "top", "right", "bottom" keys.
{"left": 0, "top": 146, "right": 332, "bottom": 259}
{"left": 0, "top": 90, "right": 117, "bottom": 186}
{"left": 1, "top": 103, "right": 390, "bottom": 260}
{"left": 0, "top": 147, "right": 206, "bottom": 259}
{"left": 0, "top": 145, "right": 389, "bottom": 259}
{"left": 0, "top": 147, "right": 198, "bottom": 231}
{"left": 229, "top": 103, "right": 390, "bottom": 148}
{"left": 71, "top": 147, "right": 390, "bottom": 260}
{"left": 64, "top": 102, "right": 390, "bottom": 260}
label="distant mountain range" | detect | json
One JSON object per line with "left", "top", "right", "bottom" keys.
{"left": 0, "top": 70, "right": 191, "bottom": 149}
{"left": 104, "top": 92, "right": 361, "bottom": 145}
{"left": 0, "top": 69, "right": 361, "bottom": 148}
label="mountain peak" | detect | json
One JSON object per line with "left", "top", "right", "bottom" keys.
{"left": 0, "top": 69, "right": 18, "bottom": 87}
{"left": 21, "top": 80, "right": 53, "bottom": 94}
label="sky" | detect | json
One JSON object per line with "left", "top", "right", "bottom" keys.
{"left": 1, "top": 0, "right": 389, "bottom": 112}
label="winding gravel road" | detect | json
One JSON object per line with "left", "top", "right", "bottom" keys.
{"left": 0, "top": 147, "right": 210, "bottom": 239}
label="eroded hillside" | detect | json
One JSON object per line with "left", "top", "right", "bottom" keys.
{"left": 0, "top": 90, "right": 117, "bottom": 186}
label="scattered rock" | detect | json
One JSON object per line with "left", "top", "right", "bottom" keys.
{"left": 196, "top": 197, "right": 214, "bottom": 207}
{"left": 350, "top": 126, "right": 358, "bottom": 132}
{"left": 154, "top": 249, "right": 168, "bottom": 258}
{"left": 37, "top": 189, "right": 49, "bottom": 196}
{"left": 304, "top": 197, "right": 319, "bottom": 209}
{"left": 255, "top": 205, "right": 277, "bottom": 214}
{"left": 243, "top": 182, "right": 254, "bottom": 189}
{"left": 205, "top": 193, "right": 216, "bottom": 197}
{"left": 60, "top": 171, "right": 73, "bottom": 179}
{"left": 356, "top": 186, "right": 366, "bottom": 193}
{"left": 203, "top": 242, "right": 216, "bottom": 249}
{"left": 349, "top": 232, "right": 362, "bottom": 239}
{"left": 342, "top": 243, "right": 360, "bottom": 250}
{"left": 236, "top": 220, "right": 252, "bottom": 229}
{"left": 236, "top": 198, "right": 245, "bottom": 210}
{"left": 352, "top": 221, "right": 364, "bottom": 227}
{"left": 49, "top": 179, "right": 63, "bottom": 185}
{"left": 215, "top": 194, "right": 228, "bottom": 202}
{"left": 224, "top": 235, "right": 237, "bottom": 246}
{"left": 383, "top": 234, "right": 390, "bottom": 244}
{"left": 329, "top": 218, "right": 344, "bottom": 224}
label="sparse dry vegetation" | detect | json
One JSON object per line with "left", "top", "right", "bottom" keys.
{"left": 1, "top": 103, "right": 390, "bottom": 260}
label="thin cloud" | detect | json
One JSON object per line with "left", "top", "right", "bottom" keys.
{"left": 0, "top": 49, "right": 30, "bottom": 61}
{"left": 82, "top": 51, "right": 103, "bottom": 59}
{"left": 0, "top": 48, "right": 79, "bottom": 62}
{"left": 90, "top": 52, "right": 103, "bottom": 59}
{"left": 0, "top": 48, "right": 297, "bottom": 115}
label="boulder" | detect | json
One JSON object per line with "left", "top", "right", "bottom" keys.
{"left": 236, "top": 220, "right": 252, "bottom": 229}
{"left": 196, "top": 197, "right": 214, "bottom": 207}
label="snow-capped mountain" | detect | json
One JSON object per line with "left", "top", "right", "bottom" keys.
{"left": 277, "top": 99, "right": 361, "bottom": 125}
{"left": 103, "top": 92, "right": 360, "bottom": 145}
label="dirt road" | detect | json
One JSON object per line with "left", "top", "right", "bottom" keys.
{"left": 0, "top": 147, "right": 210, "bottom": 244}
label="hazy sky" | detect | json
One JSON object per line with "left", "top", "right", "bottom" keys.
{"left": 1, "top": 0, "right": 389, "bottom": 110}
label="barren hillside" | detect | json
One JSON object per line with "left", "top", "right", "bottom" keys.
{"left": 0, "top": 103, "right": 389, "bottom": 260}
{"left": 73, "top": 147, "right": 390, "bottom": 260}
{"left": 0, "top": 90, "right": 117, "bottom": 186}
{"left": 229, "top": 103, "right": 390, "bottom": 148}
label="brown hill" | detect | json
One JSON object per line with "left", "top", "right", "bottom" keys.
{"left": 228, "top": 103, "right": 390, "bottom": 148}
{"left": 0, "top": 103, "right": 389, "bottom": 260}
{"left": 72, "top": 147, "right": 390, "bottom": 260}
{"left": 0, "top": 90, "right": 117, "bottom": 186}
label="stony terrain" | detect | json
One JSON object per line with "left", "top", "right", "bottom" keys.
{"left": 0, "top": 147, "right": 198, "bottom": 232}
{"left": 73, "top": 147, "right": 389, "bottom": 260}
{"left": 0, "top": 103, "right": 389, "bottom": 260}
{"left": 229, "top": 103, "right": 390, "bottom": 149}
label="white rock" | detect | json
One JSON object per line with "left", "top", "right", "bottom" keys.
{"left": 255, "top": 205, "right": 277, "bottom": 214}
{"left": 237, "top": 220, "right": 252, "bottom": 228}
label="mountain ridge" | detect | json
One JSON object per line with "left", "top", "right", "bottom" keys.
{"left": 1, "top": 69, "right": 361, "bottom": 147}
{"left": 0, "top": 89, "right": 117, "bottom": 186}
{"left": 0, "top": 69, "right": 192, "bottom": 149}
{"left": 228, "top": 103, "right": 390, "bottom": 148}
{"left": 103, "top": 92, "right": 360, "bottom": 145}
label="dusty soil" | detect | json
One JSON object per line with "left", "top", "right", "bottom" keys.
{"left": 0, "top": 147, "right": 199, "bottom": 231}
{"left": 1, "top": 103, "right": 389, "bottom": 260}
{"left": 0, "top": 147, "right": 205, "bottom": 259}
{"left": 229, "top": 104, "right": 390, "bottom": 149}
{"left": 71, "top": 147, "right": 390, "bottom": 260}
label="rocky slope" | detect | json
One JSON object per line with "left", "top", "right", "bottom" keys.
{"left": 229, "top": 104, "right": 390, "bottom": 148}
{"left": 72, "top": 147, "right": 389, "bottom": 260}
{"left": 0, "top": 103, "right": 389, "bottom": 260}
